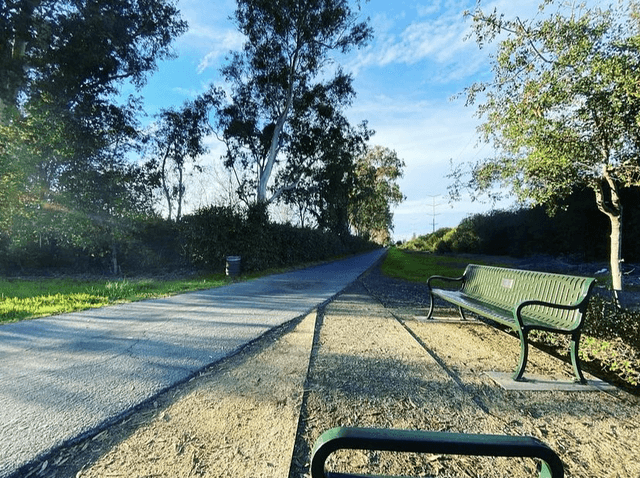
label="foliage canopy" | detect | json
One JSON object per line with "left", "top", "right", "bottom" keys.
{"left": 1, "top": 0, "right": 187, "bottom": 270}
{"left": 455, "top": 0, "right": 640, "bottom": 292}
{"left": 349, "top": 146, "right": 405, "bottom": 244}
{"left": 217, "top": 0, "right": 372, "bottom": 204}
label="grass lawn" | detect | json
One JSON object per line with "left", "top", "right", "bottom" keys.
{"left": 381, "top": 247, "right": 484, "bottom": 281}
{"left": 0, "top": 275, "right": 230, "bottom": 323}
{"left": 0, "top": 258, "right": 329, "bottom": 324}
{"left": 381, "top": 248, "right": 464, "bottom": 281}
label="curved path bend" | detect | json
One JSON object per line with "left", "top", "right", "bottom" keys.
{"left": 0, "top": 249, "right": 386, "bottom": 477}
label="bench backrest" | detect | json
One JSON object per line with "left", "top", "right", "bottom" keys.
{"left": 462, "top": 264, "right": 596, "bottom": 331}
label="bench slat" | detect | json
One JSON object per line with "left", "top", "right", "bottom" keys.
{"left": 461, "top": 265, "right": 591, "bottom": 331}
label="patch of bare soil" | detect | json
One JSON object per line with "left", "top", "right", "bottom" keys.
{"left": 17, "top": 271, "right": 640, "bottom": 478}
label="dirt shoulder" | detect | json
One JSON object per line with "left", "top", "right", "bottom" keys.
{"left": 292, "top": 280, "right": 639, "bottom": 477}
{"left": 16, "top": 268, "right": 640, "bottom": 478}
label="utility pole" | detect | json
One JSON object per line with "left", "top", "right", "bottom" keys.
{"left": 426, "top": 195, "right": 443, "bottom": 234}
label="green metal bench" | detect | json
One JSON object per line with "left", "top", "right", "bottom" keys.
{"left": 426, "top": 264, "right": 596, "bottom": 383}
{"left": 311, "top": 427, "right": 564, "bottom": 478}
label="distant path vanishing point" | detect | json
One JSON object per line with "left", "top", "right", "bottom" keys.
{"left": 0, "top": 248, "right": 386, "bottom": 478}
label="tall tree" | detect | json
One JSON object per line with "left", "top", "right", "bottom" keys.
{"left": 454, "top": 0, "right": 640, "bottom": 298}
{"left": 149, "top": 87, "right": 221, "bottom": 221}
{"left": 349, "top": 146, "right": 405, "bottom": 244}
{"left": 0, "top": 105, "right": 33, "bottom": 234}
{"left": 1, "top": 0, "right": 186, "bottom": 110}
{"left": 217, "top": 0, "right": 372, "bottom": 204}
{"left": 59, "top": 155, "right": 156, "bottom": 274}
{"left": 1, "top": 0, "right": 186, "bottom": 268}
{"left": 0, "top": 0, "right": 187, "bottom": 203}
{"left": 282, "top": 112, "right": 372, "bottom": 235}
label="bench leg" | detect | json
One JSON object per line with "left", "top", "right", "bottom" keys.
{"left": 513, "top": 329, "right": 529, "bottom": 382}
{"left": 426, "top": 292, "right": 435, "bottom": 320}
{"left": 570, "top": 332, "right": 587, "bottom": 384}
{"left": 458, "top": 306, "right": 467, "bottom": 321}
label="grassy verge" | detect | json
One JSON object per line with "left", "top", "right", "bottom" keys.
{"left": 381, "top": 247, "right": 489, "bottom": 281}
{"left": 0, "top": 274, "right": 230, "bottom": 323}
{"left": 0, "top": 253, "right": 345, "bottom": 324}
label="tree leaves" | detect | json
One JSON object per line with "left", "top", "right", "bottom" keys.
{"left": 349, "top": 146, "right": 406, "bottom": 244}
{"left": 457, "top": 0, "right": 640, "bottom": 291}
{"left": 217, "top": 0, "right": 372, "bottom": 204}
{"left": 149, "top": 87, "right": 222, "bottom": 221}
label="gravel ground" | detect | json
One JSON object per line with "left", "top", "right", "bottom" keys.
{"left": 291, "top": 272, "right": 640, "bottom": 478}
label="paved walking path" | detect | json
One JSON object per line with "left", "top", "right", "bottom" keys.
{"left": 0, "top": 249, "right": 385, "bottom": 478}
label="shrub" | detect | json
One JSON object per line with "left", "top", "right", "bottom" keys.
{"left": 120, "top": 218, "right": 186, "bottom": 272}
{"left": 1, "top": 203, "right": 375, "bottom": 276}
{"left": 180, "top": 205, "right": 245, "bottom": 270}
{"left": 585, "top": 295, "right": 640, "bottom": 350}
{"left": 401, "top": 228, "right": 452, "bottom": 253}
{"left": 442, "top": 219, "right": 481, "bottom": 253}
{"left": 181, "top": 205, "right": 375, "bottom": 274}
{"left": 530, "top": 295, "right": 640, "bottom": 388}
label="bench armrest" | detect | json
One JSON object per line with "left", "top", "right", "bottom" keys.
{"left": 427, "top": 274, "right": 464, "bottom": 289}
{"left": 514, "top": 298, "right": 588, "bottom": 330}
{"left": 311, "top": 427, "right": 564, "bottom": 478}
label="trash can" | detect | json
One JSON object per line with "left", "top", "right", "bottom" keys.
{"left": 225, "top": 256, "right": 241, "bottom": 277}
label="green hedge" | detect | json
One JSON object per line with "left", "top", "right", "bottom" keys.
{"left": 1, "top": 204, "right": 375, "bottom": 276}
{"left": 180, "top": 205, "right": 375, "bottom": 273}
{"left": 401, "top": 188, "right": 640, "bottom": 260}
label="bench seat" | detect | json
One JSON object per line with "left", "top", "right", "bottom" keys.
{"left": 432, "top": 289, "right": 555, "bottom": 331}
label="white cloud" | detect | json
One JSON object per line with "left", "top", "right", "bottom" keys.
{"left": 173, "top": 0, "right": 244, "bottom": 74}
{"left": 349, "top": 3, "right": 476, "bottom": 73}
{"left": 349, "top": 0, "right": 547, "bottom": 83}
{"left": 195, "top": 29, "right": 245, "bottom": 73}
{"left": 416, "top": 1, "right": 442, "bottom": 17}
{"left": 171, "top": 86, "right": 200, "bottom": 98}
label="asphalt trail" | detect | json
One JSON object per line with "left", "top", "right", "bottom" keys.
{"left": 0, "top": 249, "right": 385, "bottom": 477}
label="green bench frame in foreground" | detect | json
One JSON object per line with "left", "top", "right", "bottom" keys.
{"left": 311, "top": 427, "right": 564, "bottom": 478}
{"left": 426, "top": 264, "right": 596, "bottom": 383}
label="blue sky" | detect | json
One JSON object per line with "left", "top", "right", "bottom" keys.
{"left": 136, "top": 0, "right": 545, "bottom": 240}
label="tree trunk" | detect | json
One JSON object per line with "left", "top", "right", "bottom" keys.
{"left": 257, "top": 49, "right": 299, "bottom": 203}
{"left": 609, "top": 213, "right": 623, "bottom": 293}
{"left": 176, "top": 164, "right": 184, "bottom": 221}
{"left": 111, "top": 240, "right": 119, "bottom": 275}
{"left": 160, "top": 147, "right": 173, "bottom": 220}
{"left": 5, "top": 5, "right": 31, "bottom": 106}
{"left": 258, "top": 101, "right": 291, "bottom": 202}
{"left": 594, "top": 167, "right": 623, "bottom": 299}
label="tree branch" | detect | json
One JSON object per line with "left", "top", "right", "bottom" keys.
{"left": 515, "top": 17, "right": 554, "bottom": 65}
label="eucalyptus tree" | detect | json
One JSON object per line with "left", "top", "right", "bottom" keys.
{"left": 302, "top": 119, "right": 372, "bottom": 236}
{"left": 0, "top": 0, "right": 186, "bottom": 203}
{"left": 456, "top": 0, "right": 640, "bottom": 297}
{"left": 149, "top": 87, "right": 221, "bottom": 221}
{"left": 349, "top": 146, "right": 405, "bottom": 244}
{"left": 217, "top": 0, "right": 372, "bottom": 205}
{"left": 1, "top": 0, "right": 186, "bottom": 112}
